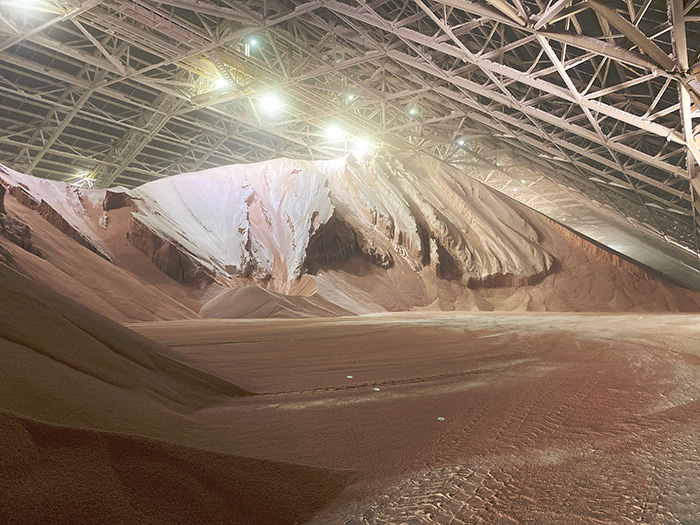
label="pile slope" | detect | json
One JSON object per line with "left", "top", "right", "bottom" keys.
{"left": 1, "top": 153, "right": 699, "bottom": 321}
{"left": 0, "top": 264, "right": 351, "bottom": 524}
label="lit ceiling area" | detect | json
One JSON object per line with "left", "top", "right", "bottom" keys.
{"left": 1, "top": 0, "right": 699, "bottom": 280}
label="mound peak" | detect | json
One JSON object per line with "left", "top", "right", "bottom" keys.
{"left": 2, "top": 154, "right": 700, "bottom": 319}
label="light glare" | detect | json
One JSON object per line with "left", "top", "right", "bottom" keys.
{"left": 353, "top": 138, "right": 373, "bottom": 154}
{"left": 71, "top": 170, "right": 94, "bottom": 189}
{"left": 261, "top": 94, "right": 281, "bottom": 114}
{"left": 326, "top": 125, "right": 344, "bottom": 141}
{"left": 215, "top": 78, "right": 228, "bottom": 89}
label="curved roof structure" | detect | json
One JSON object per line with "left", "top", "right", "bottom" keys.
{"left": 1, "top": 0, "right": 699, "bottom": 284}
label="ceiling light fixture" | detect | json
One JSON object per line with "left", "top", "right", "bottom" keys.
{"left": 71, "top": 170, "right": 94, "bottom": 189}
{"left": 326, "top": 125, "right": 344, "bottom": 141}
{"left": 353, "top": 138, "right": 373, "bottom": 154}
{"left": 260, "top": 94, "right": 281, "bottom": 115}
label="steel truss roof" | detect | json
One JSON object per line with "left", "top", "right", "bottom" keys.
{"left": 0, "top": 0, "right": 699, "bottom": 260}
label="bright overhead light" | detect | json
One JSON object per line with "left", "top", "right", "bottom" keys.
{"left": 250, "top": 38, "right": 258, "bottom": 46}
{"left": 346, "top": 94, "right": 356, "bottom": 102}
{"left": 326, "top": 125, "right": 344, "bottom": 141}
{"left": 71, "top": 170, "right": 94, "bottom": 189}
{"left": 353, "top": 138, "right": 373, "bottom": 154}
{"left": 521, "top": 179, "right": 526, "bottom": 184}
{"left": 457, "top": 139, "right": 465, "bottom": 146}
{"left": 215, "top": 78, "right": 229, "bottom": 89}
{"left": 260, "top": 94, "right": 282, "bottom": 114}
{"left": 409, "top": 108, "right": 418, "bottom": 115}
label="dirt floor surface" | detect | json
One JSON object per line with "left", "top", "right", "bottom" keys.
{"left": 129, "top": 312, "right": 700, "bottom": 524}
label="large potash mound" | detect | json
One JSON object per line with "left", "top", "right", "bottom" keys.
{"left": 122, "top": 154, "right": 553, "bottom": 293}
{"left": 2, "top": 153, "right": 699, "bottom": 320}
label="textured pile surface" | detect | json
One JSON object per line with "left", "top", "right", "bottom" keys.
{"left": 2, "top": 154, "right": 700, "bottom": 321}
{"left": 2, "top": 155, "right": 700, "bottom": 523}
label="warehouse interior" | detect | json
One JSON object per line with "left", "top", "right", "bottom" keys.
{"left": 2, "top": 1, "right": 700, "bottom": 523}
